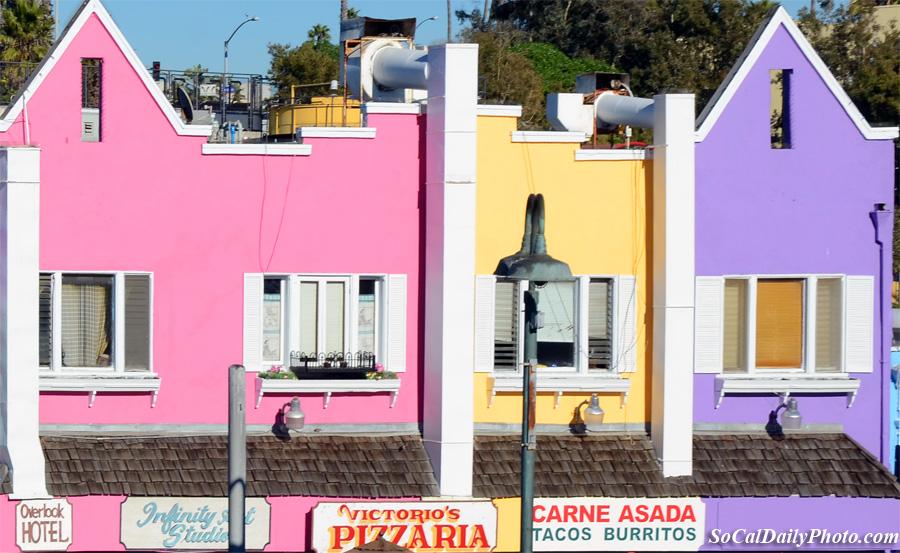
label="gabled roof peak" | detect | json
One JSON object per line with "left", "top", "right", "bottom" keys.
{"left": 695, "top": 6, "right": 898, "bottom": 142}
{"left": 0, "top": 0, "right": 211, "bottom": 137}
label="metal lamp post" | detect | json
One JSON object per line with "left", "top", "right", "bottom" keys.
{"left": 415, "top": 16, "right": 439, "bottom": 32}
{"left": 494, "top": 193, "right": 573, "bottom": 553}
{"left": 222, "top": 15, "right": 259, "bottom": 126}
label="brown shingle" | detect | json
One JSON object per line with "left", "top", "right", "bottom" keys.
{"left": 472, "top": 433, "right": 900, "bottom": 499}
{"left": 27, "top": 434, "right": 438, "bottom": 498}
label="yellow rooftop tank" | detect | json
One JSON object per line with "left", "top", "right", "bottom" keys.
{"left": 268, "top": 96, "right": 361, "bottom": 135}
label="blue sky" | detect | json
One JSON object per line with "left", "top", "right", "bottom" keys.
{"left": 54, "top": 0, "right": 816, "bottom": 78}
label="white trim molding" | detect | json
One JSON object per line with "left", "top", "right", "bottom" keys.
{"left": 714, "top": 374, "right": 861, "bottom": 409}
{"left": 477, "top": 105, "right": 523, "bottom": 118}
{"left": 511, "top": 131, "right": 588, "bottom": 143}
{"left": 363, "top": 102, "right": 423, "bottom": 115}
{"left": 1, "top": 0, "right": 211, "bottom": 137}
{"left": 695, "top": 6, "right": 898, "bottom": 142}
{"left": 575, "top": 148, "right": 650, "bottom": 161}
{"left": 487, "top": 375, "right": 632, "bottom": 409}
{"left": 296, "top": 127, "right": 376, "bottom": 139}
{"left": 39, "top": 375, "right": 161, "bottom": 407}
{"left": 202, "top": 143, "right": 312, "bottom": 156}
{"left": 254, "top": 377, "right": 401, "bottom": 409}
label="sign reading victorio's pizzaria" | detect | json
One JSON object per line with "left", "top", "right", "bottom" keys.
{"left": 311, "top": 501, "right": 498, "bottom": 552}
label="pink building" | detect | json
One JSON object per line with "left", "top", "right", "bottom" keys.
{"left": 0, "top": 0, "right": 481, "bottom": 550}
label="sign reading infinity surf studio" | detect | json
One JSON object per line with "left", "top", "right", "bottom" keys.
{"left": 120, "top": 497, "right": 271, "bottom": 550}
{"left": 16, "top": 498, "right": 73, "bottom": 551}
{"left": 533, "top": 498, "right": 705, "bottom": 551}
{"left": 312, "top": 501, "right": 498, "bottom": 552}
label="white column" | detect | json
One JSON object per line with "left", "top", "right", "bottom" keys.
{"left": 650, "top": 94, "right": 695, "bottom": 477}
{"left": 423, "top": 44, "right": 478, "bottom": 497}
{"left": 0, "top": 146, "right": 48, "bottom": 498}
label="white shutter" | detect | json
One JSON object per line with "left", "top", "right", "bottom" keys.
{"left": 844, "top": 275, "right": 874, "bottom": 373}
{"left": 243, "top": 274, "right": 264, "bottom": 372}
{"left": 695, "top": 276, "right": 724, "bottom": 373}
{"left": 474, "top": 275, "right": 496, "bottom": 372}
{"left": 615, "top": 275, "right": 637, "bottom": 372}
{"left": 39, "top": 274, "right": 53, "bottom": 367}
{"left": 386, "top": 274, "right": 407, "bottom": 372}
{"left": 124, "top": 274, "right": 152, "bottom": 372}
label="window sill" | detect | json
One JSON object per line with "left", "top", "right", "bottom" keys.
{"left": 714, "top": 374, "right": 861, "bottom": 409}
{"left": 486, "top": 374, "right": 631, "bottom": 408}
{"left": 39, "top": 375, "right": 160, "bottom": 407}
{"left": 254, "top": 377, "right": 401, "bottom": 409}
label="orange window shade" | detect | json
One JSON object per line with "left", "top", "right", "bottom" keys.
{"left": 756, "top": 279, "right": 803, "bottom": 368}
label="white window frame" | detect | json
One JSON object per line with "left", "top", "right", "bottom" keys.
{"left": 39, "top": 271, "right": 153, "bottom": 375}
{"left": 694, "top": 274, "right": 874, "bottom": 375}
{"left": 244, "top": 273, "right": 407, "bottom": 373}
{"left": 474, "top": 274, "right": 637, "bottom": 375}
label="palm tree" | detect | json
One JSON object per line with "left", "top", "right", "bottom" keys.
{"left": 340, "top": 0, "right": 348, "bottom": 21}
{"left": 346, "top": 7, "right": 360, "bottom": 19}
{"left": 0, "top": 0, "right": 54, "bottom": 100}
{"left": 307, "top": 23, "right": 331, "bottom": 46}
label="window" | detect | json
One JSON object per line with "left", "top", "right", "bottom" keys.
{"left": 81, "top": 58, "right": 102, "bottom": 142}
{"left": 474, "top": 275, "right": 637, "bottom": 374}
{"left": 770, "top": 68, "right": 792, "bottom": 149}
{"left": 243, "top": 274, "right": 407, "bottom": 372}
{"left": 39, "top": 272, "right": 152, "bottom": 372}
{"left": 695, "top": 275, "right": 873, "bottom": 374}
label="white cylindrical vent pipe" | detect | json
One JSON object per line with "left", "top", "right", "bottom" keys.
{"left": 372, "top": 48, "right": 428, "bottom": 90}
{"left": 594, "top": 91, "right": 654, "bottom": 129}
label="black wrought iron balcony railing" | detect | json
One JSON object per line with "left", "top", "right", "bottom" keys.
{"left": 289, "top": 351, "right": 376, "bottom": 380}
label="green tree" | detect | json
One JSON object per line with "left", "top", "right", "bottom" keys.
{"left": 0, "top": 0, "right": 53, "bottom": 100}
{"left": 346, "top": 7, "right": 360, "bottom": 19}
{"left": 488, "top": 0, "right": 772, "bottom": 109}
{"left": 307, "top": 23, "right": 331, "bottom": 46}
{"left": 798, "top": 0, "right": 899, "bottom": 126}
{"left": 466, "top": 29, "right": 546, "bottom": 129}
{"left": 510, "top": 42, "right": 614, "bottom": 94}
{"left": 267, "top": 40, "right": 339, "bottom": 97}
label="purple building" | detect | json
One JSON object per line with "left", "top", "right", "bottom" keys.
{"left": 690, "top": 6, "right": 900, "bottom": 548}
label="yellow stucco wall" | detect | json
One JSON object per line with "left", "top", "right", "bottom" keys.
{"left": 474, "top": 114, "right": 652, "bottom": 425}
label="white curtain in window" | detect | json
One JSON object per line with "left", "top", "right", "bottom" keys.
{"left": 299, "top": 282, "right": 319, "bottom": 355}
{"left": 815, "top": 277, "right": 842, "bottom": 372}
{"left": 61, "top": 276, "right": 111, "bottom": 367}
{"left": 325, "top": 281, "right": 345, "bottom": 354}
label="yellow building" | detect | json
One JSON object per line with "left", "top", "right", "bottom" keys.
{"left": 473, "top": 106, "right": 652, "bottom": 429}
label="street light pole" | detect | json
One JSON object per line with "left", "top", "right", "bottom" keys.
{"left": 222, "top": 15, "right": 259, "bottom": 127}
{"left": 493, "top": 193, "right": 573, "bottom": 553}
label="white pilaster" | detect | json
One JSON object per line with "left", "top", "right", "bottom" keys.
{"left": 423, "top": 44, "right": 478, "bottom": 497}
{"left": 650, "top": 94, "right": 695, "bottom": 477}
{"left": 0, "top": 146, "right": 48, "bottom": 498}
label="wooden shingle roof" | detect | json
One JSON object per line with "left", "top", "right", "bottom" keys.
{"left": 4, "top": 432, "right": 898, "bottom": 500}
{"left": 473, "top": 433, "right": 900, "bottom": 499}
{"left": 1, "top": 434, "right": 439, "bottom": 498}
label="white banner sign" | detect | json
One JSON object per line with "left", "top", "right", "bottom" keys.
{"left": 312, "top": 501, "right": 498, "bottom": 553}
{"left": 533, "top": 498, "right": 705, "bottom": 551}
{"left": 16, "top": 498, "right": 73, "bottom": 551}
{"left": 120, "top": 497, "right": 270, "bottom": 550}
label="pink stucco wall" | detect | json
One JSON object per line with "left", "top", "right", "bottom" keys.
{"left": 0, "top": 15, "right": 424, "bottom": 425}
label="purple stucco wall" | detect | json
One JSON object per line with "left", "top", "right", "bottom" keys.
{"left": 694, "top": 26, "right": 895, "bottom": 463}
{"left": 701, "top": 497, "right": 900, "bottom": 551}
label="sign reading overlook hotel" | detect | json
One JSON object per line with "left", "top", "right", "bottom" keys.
{"left": 120, "top": 497, "right": 271, "bottom": 550}
{"left": 16, "top": 498, "right": 73, "bottom": 552}
{"left": 312, "top": 501, "right": 498, "bottom": 552}
{"left": 533, "top": 498, "right": 705, "bottom": 551}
